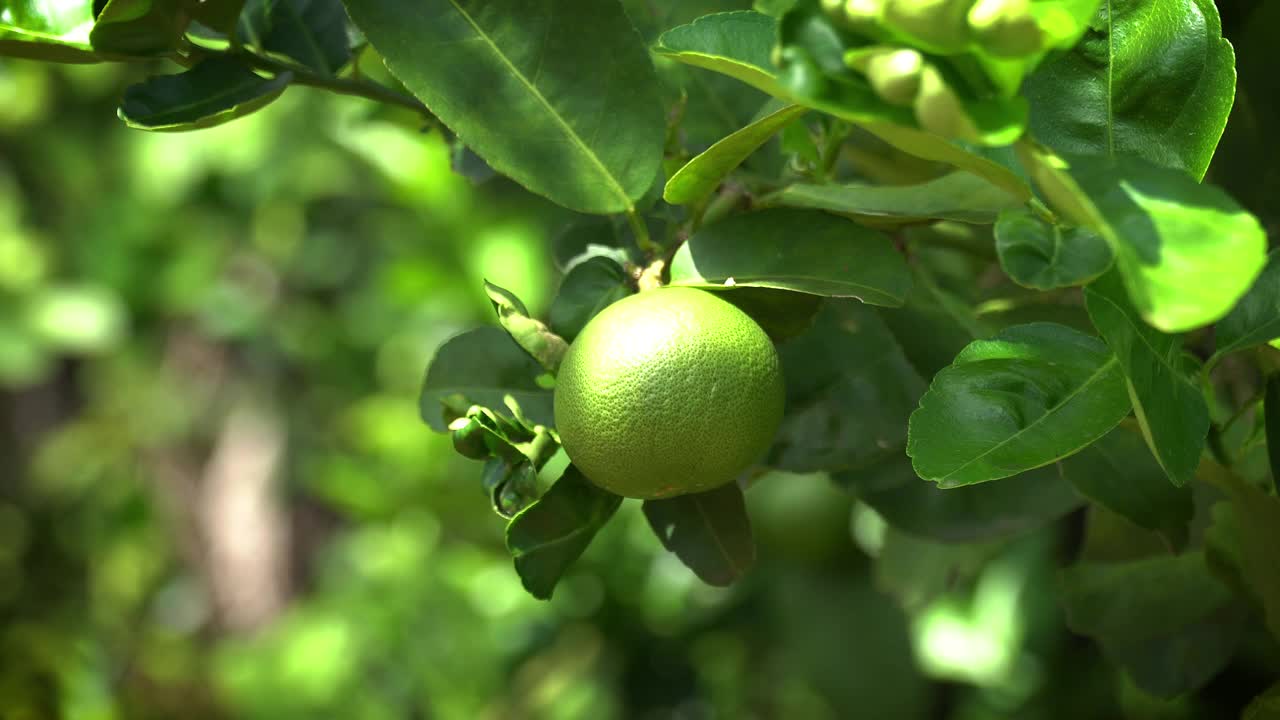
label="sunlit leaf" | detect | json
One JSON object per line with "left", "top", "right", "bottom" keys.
{"left": 664, "top": 103, "right": 807, "bottom": 205}
{"left": 483, "top": 280, "right": 568, "bottom": 374}
{"left": 343, "top": 0, "right": 664, "bottom": 214}
{"left": 908, "top": 322, "right": 1130, "bottom": 487}
{"left": 773, "top": 171, "right": 1023, "bottom": 226}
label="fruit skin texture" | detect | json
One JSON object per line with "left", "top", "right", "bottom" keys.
{"left": 554, "top": 287, "right": 785, "bottom": 500}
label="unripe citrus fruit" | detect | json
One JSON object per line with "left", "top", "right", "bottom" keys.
{"left": 554, "top": 287, "right": 785, "bottom": 499}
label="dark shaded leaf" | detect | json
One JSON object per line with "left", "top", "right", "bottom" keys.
{"left": 547, "top": 257, "right": 631, "bottom": 343}
{"left": 768, "top": 301, "right": 924, "bottom": 473}
{"left": 710, "top": 286, "right": 823, "bottom": 343}
{"left": 419, "top": 327, "right": 554, "bottom": 432}
{"left": 1201, "top": 462, "right": 1280, "bottom": 642}
{"left": 1060, "top": 552, "right": 1245, "bottom": 698}
{"left": 670, "top": 209, "right": 910, "bottom": 305}
{"left": 1060, "top": 425, "right": 1193, "bottom": 550}
{"left": 1085, "top": 270, "right": 1209, "bottom": 485}
{"left": 89, "top": 0, "right": 186, "bottom": 56}
{"left": 119, "top": 57, "right": 291, "bottom": 131}
{"left": 643, "top": 482, "right": 755, "bottom": 586}
{"left": 238, "top": 0, "right": 351, "bottom": 75}
{"left": 994, "top": 208, "right": 1112, "bottom": 290}
{"left": 506, "top": 464, "right": 622, "bottom": 599}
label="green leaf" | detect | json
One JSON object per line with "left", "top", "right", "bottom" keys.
{"left": 1024, "top": 0, "right": 1236, "bottom": 181}
{"left": 506, "top": 464, "right": 622, "bottom": 600}
{"left": 483, "top": 280, "right": 568, "bottom": 374}
{"left": 237, "top": 0, "right": 351, "bottom": 75}
{"left": 189, "top": 0, "right": 245, "bottom": 35}
{"left": 994, "top": 207, "right": 1112, "bottom": 290}
{"left": 665, "top": 103, "right": 807, "bottom": 206}
{"left": 343, "top": 0, "right": 664, "bottom": 214}
{"left": 653, "top": 11, "right": 790, "bottom": 100}
{"left": 1202, "top": 463, "right": 1280, "bottom": 642}
{"left": 772, "top": 171, "right": 1023, "bottom": 226}
{"left": 1060, "top": 425, "right": 1193, "bottom": 550}
{"left": 709, "top": 287, "right": 823, "bottom": 344}
{"left": 1084, "top": 270, "right": 1208, "bottom": 486}
{"left": 118, "top": 57, "right": 292, "bottom": 131}
{"left": 907, "top": 322, "right": 1131, "bottom": 487}
{"left": 1269, "top": 375, "right": 1280, "bottom": 495}
{"left": 769, "top": 301, "right": 925, "bottom": 473}
{"left": 1214, "top": 250, "right": 1280, "bottom": 361}
{"left": 861, "top": 122, "right": 1032, "bottom": 200}
{"left": 547, "top": 257, "right": 631, "bottom": 343}
{"left": 90, "top": 0, "right": 187, "bottom": 56}
{"left": 1060, "top": 552, "right": 1245, "bottom": 698}
{"left": 0, "top": 0, "right": 99, "bottom": 61}
{"left": 481, "top": 456, "right": 541, "bottom": 518}
{"left": 642, "top": 482, "right": 755, "bottom": 587}
{"left": 419, "top": 327, "right": 554, "bottom": 432}
{"left": 838, "top": 458, "right": 1083, "bottom": 542}
{"left": 1068, "top": 155, "right": 1268, "bottom": 333}
{"left": 669, "top": 209, "right": 910, "bottom": 305}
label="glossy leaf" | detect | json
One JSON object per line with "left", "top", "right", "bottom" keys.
{"left": 1060, "top": 552, "right": 1245, "bottom": 698}
{"left": 1024, "top": 0, "right": 1236, "bottom": 180}
{"left": 547, "top": 257, "right": 631, "bottom": 343}
{"left": 1084, "top": 271, "right": 1208, "bottom": 486}
{"left": 653, "top": 11, "right": 789, "bottom": 99}
{"left": 483, "top": 280, "right": 568, "bottom": 374}
{"left": 772, "top": 171, "right": 1022, "bottom": 226}
{"left": 665, "top": 103, "right": 807, "bottom": 206}
{"left": 118, "top": 57, "right": 292, "bottom": 131}
{"left": 90, "top": 0, "right": 187, "bottom": 56}
{"left": 669, "top": 209, "right": 911, "bottom": 305}
{"left": 643, "top": 482, "right": 755, "bottom": 586}
{"left": 1068, "top": 155, "right": 1268, "bottom": 333}
{"left": 238, "top": 0, "right": 351, "bottom": 75}
{"left": 506, "top": 464, "right": 623, "bottom": 600}
{"left": 908, "top": 323, "right": 1130, "bottom": 487}
{"left": 1214, "top": 250, "right": 1280, "bottom": 361}
{"left": 994, "top": 208, "right": 1112, "bottom": 290}
{"left": 1060, "top": 425, "right": 1194, "bottom": 550}
{"left": 343, "top": 0, "right": 664, "bottom": 214}
{"left": 419, "top": 326, "right": 554, "bottom": 432}
{"left": 768, "top": 301, "right": 925, "bottom": 473}
{"left": 0, "top": 0, "right": 98, "bottom": 61}
{"left": 838, "top": 458, "right": 1083, "bottom": 542}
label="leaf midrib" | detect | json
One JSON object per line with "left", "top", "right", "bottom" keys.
{"left": 935, "top": 355, "right": 1121, "bottom": 483}
{"left": 692, "top": 493, "right": 747, "bottom": 576}
{"left": 446, "top": 0, "right": 633, "bottom": 212}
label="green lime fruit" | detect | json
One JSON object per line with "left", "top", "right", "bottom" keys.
{"left": 554, "top": 287, "right": 785, "bottom": 499}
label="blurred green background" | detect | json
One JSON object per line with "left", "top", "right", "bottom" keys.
{"left": 2, "top": 1, "right": 1278, "bottom": 717}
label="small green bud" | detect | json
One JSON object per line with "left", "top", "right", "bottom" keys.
{"left": 882, "top": 0, "right": 976, "bottom": 53}
{"left": 913, "top": 65, "right": 979, "bottom": 140}
{"left": 969, "top": 0, "right": 1044, "bottom": 57}
{"left": 452, "top": 419, "right": 492, "bottom": 460}
{"left": 865, "top": 48, "right": 924, "bottom": 106}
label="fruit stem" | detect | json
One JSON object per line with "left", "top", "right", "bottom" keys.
{"left": 627, "top": 208, "right": 660, "bottom": 257}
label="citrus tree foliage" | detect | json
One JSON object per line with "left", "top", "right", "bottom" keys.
{"left": 3, "top": 0, "right": 1280, "bottom": 709}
